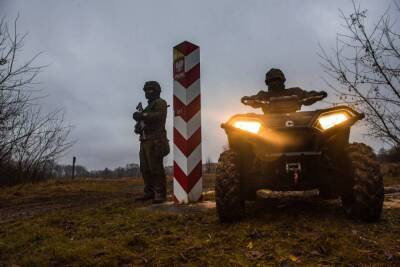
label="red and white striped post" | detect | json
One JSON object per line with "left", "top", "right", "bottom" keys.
{"left": 173, "top": 41, "right": 202, "bottom": 203}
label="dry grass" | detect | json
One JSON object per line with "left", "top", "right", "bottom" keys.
{"left": 0, "top": 176, "right": 399, "bottom": 266}
{"left": 384, "top": 176, "right": 400, "bottom": 187}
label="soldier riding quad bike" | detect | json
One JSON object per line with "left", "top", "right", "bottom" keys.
{"left": 215, "top": 69, "right": 384, "bottom": 223}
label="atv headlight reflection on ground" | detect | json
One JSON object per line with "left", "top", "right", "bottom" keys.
{"left": 318, "top": 112, "right": 349, "bottom": 130}
{"left": 232, "top": 120, "right": 262, "bottom": 134}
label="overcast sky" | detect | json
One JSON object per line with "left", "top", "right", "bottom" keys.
{"left": 0, "top": 0, "right": 394, "bottom": 170}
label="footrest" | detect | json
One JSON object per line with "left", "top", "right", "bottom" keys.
{"left": 256, "top": 189, "right": 319, "bottom": 199}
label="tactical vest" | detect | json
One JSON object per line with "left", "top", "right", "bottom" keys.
{"left": 140, "top": 98, "right": 168, "bottom": 141}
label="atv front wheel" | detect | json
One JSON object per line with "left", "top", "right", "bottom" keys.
{"left": 341, "top": 143, "right": 384, "bottom": 222}
{"left": 215, "top": 150, "right": 244, "bottom": 223}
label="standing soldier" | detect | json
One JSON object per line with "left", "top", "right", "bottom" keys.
{"left": 132, "top": 81, "right": 170, "bottom": 204}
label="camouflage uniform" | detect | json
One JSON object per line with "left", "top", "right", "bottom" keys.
{"left": 133, "top": 81, "right": 169, "bottom": 203}
{"left": 242, "top": 68, "right": 327, "bottom": 113}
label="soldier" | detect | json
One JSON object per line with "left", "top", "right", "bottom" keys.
{"left": 241, "top": 68, "right": 327, "bottom": 113}
{"left": 132, "top": 81, "right": 170, "bottom": 204}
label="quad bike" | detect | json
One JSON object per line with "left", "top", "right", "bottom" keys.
{"left": 215, "top": 94, "right": 384, "bottom": 223}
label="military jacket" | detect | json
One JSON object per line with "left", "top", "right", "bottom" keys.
{"left": 140, "top": 98, "right": 168, "bottom": 141}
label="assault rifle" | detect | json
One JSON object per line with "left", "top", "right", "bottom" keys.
{"left": 133, "top": 102, "right": 145, "bottom": 135}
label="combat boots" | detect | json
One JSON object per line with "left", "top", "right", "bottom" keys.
{"left": 152, "top": 192, "right": 166, "bottom": 204}
{"left": 134, "top": 193, "right": 154, "bottom": 202}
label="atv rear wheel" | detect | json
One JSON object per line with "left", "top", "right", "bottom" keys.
{"left": 341, "top": 143, "right": 384, "bottom": 222}
{"left": 215, "top": 150, "right": 244, "bottom": 223}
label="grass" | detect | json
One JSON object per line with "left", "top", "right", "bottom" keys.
{"left": 384, "top": 176, "right": 400, "bottom": 187}
{"left": 0, "top": 176, "right": 400, "bottom": 266}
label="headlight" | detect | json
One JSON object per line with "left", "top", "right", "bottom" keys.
{"left": 232, "top": 120, "right": 261, "bottom": 134}
{"left": 318, "top": 112, "right": 349, "bottom": 130}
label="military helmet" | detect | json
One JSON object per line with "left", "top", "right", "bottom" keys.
{"left": 143, "top": 81, "right": 161, "bottom": 92}
{"left": 265, "top": 68, "right": 286, "bottom": 84}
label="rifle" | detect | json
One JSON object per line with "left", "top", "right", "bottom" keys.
{"left": 133, "top": 102, "right": 145, "bottom": 135}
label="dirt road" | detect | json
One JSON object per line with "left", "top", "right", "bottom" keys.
{"left": 1, "top": 177, "right": 399, "bottom": 223}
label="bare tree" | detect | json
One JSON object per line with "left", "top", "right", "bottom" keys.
{"left": 0, "top": 16, "right": 42, "bottom": 162}
{"left": 320, "top": 1, "right": 400, "bottom": 146}
{"left": 0, "top": 16, "right": 73, "bottom": 184}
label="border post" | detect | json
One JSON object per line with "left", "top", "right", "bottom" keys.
{"left": 172, "top": 41, "right": 202, "bottom": 203}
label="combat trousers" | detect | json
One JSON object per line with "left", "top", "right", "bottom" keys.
{"left": 139, "top": 139, "right": 167, "bottom": 198}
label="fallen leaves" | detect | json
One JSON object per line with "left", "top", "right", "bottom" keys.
{"left": 288, "top": 254, "right": 299, "bottom": 262}
{"left": 245, "top": 250, "right": 264, "bottom": 260}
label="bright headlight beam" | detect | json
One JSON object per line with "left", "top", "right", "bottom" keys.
{"left": 233, "top": 120, "right": 261, "bottom": 134}
{"left": 318, "top": 112, "right": 348, "bottom": 130}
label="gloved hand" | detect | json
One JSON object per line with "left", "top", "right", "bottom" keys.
{"left": 241, "top": 96, "right": 250, "bottom": 104}
{"left": 241, "top": 96, "right": 262, "bottom": 108}
{"left": 303, "top": 91, "right": 328, "bottom": 106}
{"left": 132, "top": 112, "right": 143, "bottom": 121}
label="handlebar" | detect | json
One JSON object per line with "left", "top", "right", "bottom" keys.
{"left": 241, "top": 97, "right": 268, "bottom": 106}
{"left": 301, "top": 94, "right": 326, "bottom": 103}
{"left": 241, "top": 92, "right": 327, "bottom": 107}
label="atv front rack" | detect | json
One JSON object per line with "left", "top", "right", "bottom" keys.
{"left": 256, "top": 189, "right": 320, "bottom": 199}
